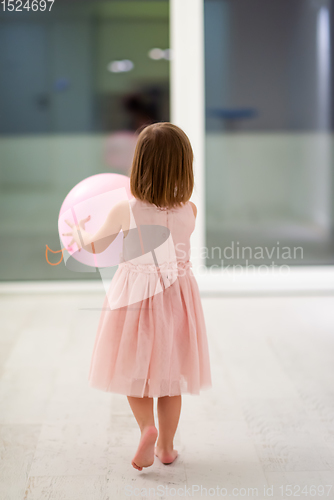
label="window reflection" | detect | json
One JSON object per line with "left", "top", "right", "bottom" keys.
{"left": 204, "top": 0, "right": 334, "bottom": 267}
{"left": 0, "top": 0, "right": 170, "bottom": 281}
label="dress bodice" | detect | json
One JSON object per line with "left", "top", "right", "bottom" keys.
{"left": 120, "top": 198, "right": 195, "bottom": 270}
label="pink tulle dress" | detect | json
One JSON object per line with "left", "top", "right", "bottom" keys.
{"left": 88, "top": 198, "right": 212, "bottom": 398}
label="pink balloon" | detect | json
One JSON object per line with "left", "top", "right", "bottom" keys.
{"left": 58, "top": 173, "right": 134, "bottom": 269}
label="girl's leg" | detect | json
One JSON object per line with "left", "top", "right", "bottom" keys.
{"left": 127, "top": 396, "right": 158, "bottom": 470}
{"left": 155, "top": 395, "right": 181, "bottom": 464}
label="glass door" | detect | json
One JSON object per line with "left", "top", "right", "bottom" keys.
{"left": 204, "top": 0, "right": 334, "bottom": 270}
{"left": 0, "top": 1, "right": 170, "bottom": 281}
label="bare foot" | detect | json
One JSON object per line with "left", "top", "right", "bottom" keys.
{"left": 154, "top": 445, "right": 178, "bottom": 465}
{"left": 131, "top": 425, "right": 158, "bottom": 471}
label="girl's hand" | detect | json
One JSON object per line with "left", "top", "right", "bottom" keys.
{"left": 62, "top": 215, "right": 91, "bottom": 252}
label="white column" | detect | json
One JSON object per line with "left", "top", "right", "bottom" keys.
{"left": 170, "top": 0, "right": 206, "bottom": 272}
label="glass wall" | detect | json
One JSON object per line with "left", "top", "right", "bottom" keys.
{"left": 0, "top": 0, "right": 170, "bottom": 281}
{"left": 204, "top": 0, "right": 334, "bottom": 268}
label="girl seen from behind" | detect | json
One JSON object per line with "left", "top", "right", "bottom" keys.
{"left": 63, "top": 122, "right": 212, "bottom": 471}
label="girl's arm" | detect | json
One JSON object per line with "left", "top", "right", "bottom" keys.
{"left": 63, "top": 200, "right": 128, "bottom": 254}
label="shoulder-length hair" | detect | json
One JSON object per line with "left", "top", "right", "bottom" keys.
{"left": 130, "top": 122, "right": 194, "bottom": 209}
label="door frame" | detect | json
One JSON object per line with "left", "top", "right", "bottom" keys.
{"left": 170, "top": 0, "right": 206, "bottom": 273}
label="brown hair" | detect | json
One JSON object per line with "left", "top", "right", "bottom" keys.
{"left": 130, "top": 122, "right": 194, "bottom": 209}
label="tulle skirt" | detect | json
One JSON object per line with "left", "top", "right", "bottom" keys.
{"left": 88, "top": 261, "right": 212, "bottom": 398}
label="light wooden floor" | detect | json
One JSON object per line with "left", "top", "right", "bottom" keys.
{"left": 0, "top": 292, "right": 334, "bottom": 500}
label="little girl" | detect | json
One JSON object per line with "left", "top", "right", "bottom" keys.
{"left": 63, "top": 122, "right": 212, "bottom": 471}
